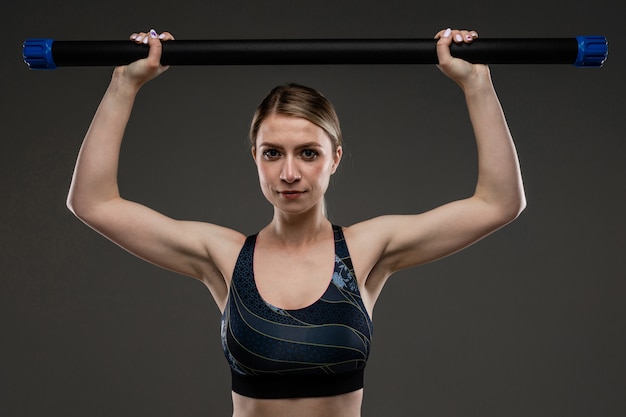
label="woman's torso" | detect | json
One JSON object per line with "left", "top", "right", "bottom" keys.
{"left": 221, "top": 224, "right": 373, "bottom": 416}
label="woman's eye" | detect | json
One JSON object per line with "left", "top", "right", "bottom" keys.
{"left": 263, "top": 149, "right": 280, "bottom": 159}
{"left": 301, "top": 149, "right": 318, "bottom": 159}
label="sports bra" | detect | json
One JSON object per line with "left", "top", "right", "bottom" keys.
{"left": 220, "top": 225, "right": 373, "bottom": 399}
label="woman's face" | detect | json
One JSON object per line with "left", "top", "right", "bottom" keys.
{"left": 252, "top": 114, "right": 342, "bottom": 215}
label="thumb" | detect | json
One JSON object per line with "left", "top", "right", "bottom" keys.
{"left": 434, "top": 28, "right": 453, "bottom": 67}
{"left": 146, "top": 29, "right": 167, "bottom": 70}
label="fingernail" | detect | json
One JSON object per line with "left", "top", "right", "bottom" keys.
{"left": 130, "top": 34, "right": 137, "bottom": 40}
{"left": 455, "top": 34, "right": 463, "bottom": 42}
{"left": 158, "top": 33, "right": 166, "bottom": 39}
{"left": 143, "top": 36, "right": 149, "bottom": 44}
{"left": 443, "top": 28, "right": 452, "bottom": 38}
{"left": 465, "top": 34, "right": 473, "bottom": 41}
{"left": 136, "top": 35, "right": 143, "bottom": 42}
{"left": 150, "top": 29, "right": 158, "bottom": 38}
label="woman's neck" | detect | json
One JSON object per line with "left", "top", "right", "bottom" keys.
{"left": 264, "top": 208, "right": 331, "bottom": 247}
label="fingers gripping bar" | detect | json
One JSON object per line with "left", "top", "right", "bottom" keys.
{"left": 23, "top": 37, "right": 608, "bottom": 69}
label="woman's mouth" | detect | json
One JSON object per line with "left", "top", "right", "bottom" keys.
{"left": 279, "top": 190, "right": 304, "bottom": 200}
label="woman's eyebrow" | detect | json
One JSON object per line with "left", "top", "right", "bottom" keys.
{"left": 257, "top": 141, "right": 282, "bottom": 148}
{"left": 258, "top": 142, "right": 323, "bottom": 149}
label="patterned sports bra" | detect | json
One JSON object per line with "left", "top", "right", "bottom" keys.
{"left": 220, "top": 225, "right": 373, "bottom": 399}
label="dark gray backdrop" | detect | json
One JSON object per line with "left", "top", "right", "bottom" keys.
{"left": 2, "top": 1, "right": 624, "bottom": 416}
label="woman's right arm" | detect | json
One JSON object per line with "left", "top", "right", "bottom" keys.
{"left": 66, "top": 30, "right": 243, "bottom": 304}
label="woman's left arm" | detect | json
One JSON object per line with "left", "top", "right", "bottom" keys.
{"left": 352, "top": 29, "right": 526, "bottom": 281}
{"left": 437, "top": 28, "right": 527, "bottom": 222}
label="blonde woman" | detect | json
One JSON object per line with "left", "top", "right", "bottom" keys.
{"left": 67, "top": 27, "right": 525, "bottom": 417}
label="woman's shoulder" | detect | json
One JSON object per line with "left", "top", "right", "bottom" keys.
{"left": 342, "top": 214, "right": 424, "bottom": 273}
{"left": 187, "top": 222, "right": 247, "bottom": 277}
{"left": 341, "top": 217, "right": 396, "bottom": 265}
{"left": 342, "top": 215, "right": 396, "bottom": 244}
{"left": 200, "top": 222, "right": 248, "bottom": 255}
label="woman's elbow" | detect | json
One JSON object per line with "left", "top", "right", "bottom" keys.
{"left": 500, "top": 193, "right": 527, "bottom": 225}
{"left": 66, "top": 195, "right": 87, "bottom": 221}
{"left": 66, "top": 190, "right": 97, "bottom": 222}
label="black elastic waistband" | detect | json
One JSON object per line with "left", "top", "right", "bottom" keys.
{"left": 231, "top": 369, "right": 364, "bottom": 399}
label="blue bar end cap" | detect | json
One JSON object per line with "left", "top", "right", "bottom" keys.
{"left": 23, "top": 38, "right": 57, "bottom": 70}
{"left": 575, "top": 36, "right": 608, "bottom": 67}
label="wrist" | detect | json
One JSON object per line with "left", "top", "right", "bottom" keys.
{"left": 459, "top": 66, "right": 493, "bottom": 96}
{"left": 110, "top": 67, "right": 143, "bottom": 96}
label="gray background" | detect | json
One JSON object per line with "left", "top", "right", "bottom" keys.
{"left": 2, "top": 1, "right": 624, "bottom": 416}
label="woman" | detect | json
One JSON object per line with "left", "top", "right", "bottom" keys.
{"left": 67, "top": 27, "right": 526, "bottom": 417}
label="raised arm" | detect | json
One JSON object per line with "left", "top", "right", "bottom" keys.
{"left": 349, "top": 29, "right": 526, "bottom": 296}
{"left": 66, "top": 30, "right": 243, "bottom": 307}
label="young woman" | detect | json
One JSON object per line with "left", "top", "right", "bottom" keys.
{"left": 67, "top": 27, "right": 526, "bottom": 417}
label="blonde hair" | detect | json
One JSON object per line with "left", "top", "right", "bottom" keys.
{"left": 249, "top": 83, "right": 342, "bottom": 150}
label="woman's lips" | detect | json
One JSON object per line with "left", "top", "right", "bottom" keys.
{"left": 279, "top": 190, "right": 304, "bottom": 200}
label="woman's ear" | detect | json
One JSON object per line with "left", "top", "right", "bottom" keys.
{"left": 331, "top": 146, "right": 343, "bottom": 174}
{"left": 251, "top": 146, "right": 257, "bottom": 163}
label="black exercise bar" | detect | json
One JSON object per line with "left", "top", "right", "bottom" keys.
{"left": 23, "top": 37, "right": 608, "bottom": 69}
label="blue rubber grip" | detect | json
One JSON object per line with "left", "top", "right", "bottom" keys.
{"left": 23, "top": 38, "right": 56, "bottom": 69}
{"left": 575, "top": 36, "right": 608, "bottom": 67}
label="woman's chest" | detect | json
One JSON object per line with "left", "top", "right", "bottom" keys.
{"left": 252, "top": 244, "right": 335, "bottom": 310}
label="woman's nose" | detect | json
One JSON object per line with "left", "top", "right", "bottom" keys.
{"left": 280, "top": 157, "right": 301, "bottom": 183}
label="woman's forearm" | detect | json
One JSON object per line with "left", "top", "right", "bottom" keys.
{"left": 463, "top": 70, "right": 526, "bottom": 218}
{"left": 67, "top": 70, "right": 140, "bottom": 217}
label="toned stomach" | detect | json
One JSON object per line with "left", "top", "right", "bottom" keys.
{"left": 231, "top": 389, "right": 363, "bottom": 417}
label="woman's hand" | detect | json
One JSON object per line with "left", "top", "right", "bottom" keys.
{"left": 114, "top": 29, "right": 175, "bottom": 89}
{"left": 434, "top": 28, "right": 489, "bottom": 90}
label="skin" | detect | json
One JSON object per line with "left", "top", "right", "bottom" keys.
{"left": 67, "top": 28, "right": 525, "bottom": 417}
